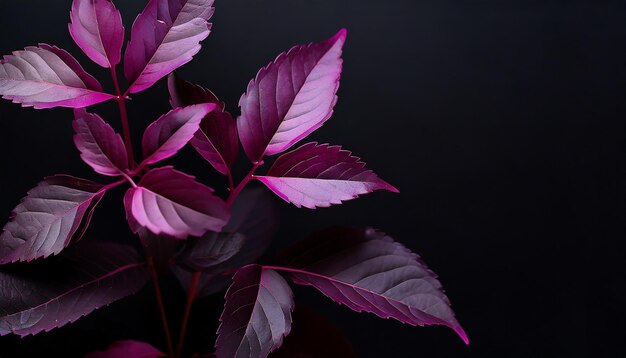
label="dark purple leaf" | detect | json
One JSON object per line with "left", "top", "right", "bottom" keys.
{"left": 141, "top": 104, "right": 215, "bottom": 166}
{"left": 86, "top": 340, "right": 165, "bottom": 358}
{"left": 238, "top": 29, "right": 346, "bottom": 162}
{"left": 124, "top": 166, "right": 230, "bottom": 239}
{"left": 171, "top": 267, "right": 231, "bottom": 298}
{"left": 172, "top": 187, "right": 279, "bottom": 297}
{"left": 168, "top": 73, "right": 238, "bottom": 175}
{"left": 216, "top": 265, "right": 294, "bottom": 358}
{"left": 124, "top": 0, "right": 215, "bottom": 93}
{"left": 176, "top": 231, "right": 246, "bottom": 271}
{"left": 137, "top": 227, "right": 181, "bottom": 271}
{"left": 270, "top": 306, "right": 356, "bottom": 358}
{"left": 0, "top": 175, "right": 106, "bottom": 263}
{"left": 272, "top": 227, "right": 469, "bottom": 344}
{"left": 0, "top": 241, "right": 149, "bottom": 337}
{"left": 73, "top": 109, "right": 128, "bottom": 176}
{"left": 69, "top": 0, "right": 124, "bottom": 68}
{"left": 175, "top": 187, "right": 279, "bottom": 273}
{"left": 0, "top": 44, "right": 114, "bottom": 108}
{"left": 256, "top": 142, "right": 398, "bottom": 209}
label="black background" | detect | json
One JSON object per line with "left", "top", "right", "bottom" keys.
{"left": 0, "top": 0, "right": 624, "bottom": 357}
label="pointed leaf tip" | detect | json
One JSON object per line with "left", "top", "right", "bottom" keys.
{"left": 237, "top": 30, "right": 346, "bottom": 161}
{"left": 274, "top": 227, "right": 467, "bottom": 343}
{"left": 257, "top": 142, "right": 397, "bottom": 208}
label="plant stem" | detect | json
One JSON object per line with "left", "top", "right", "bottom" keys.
{"left": 176, "top": 271, "right": 201, "bottom": 358}
{"left": 110, "top": 66, "right": 135, "bottom": 168}
{"left": 226, "top": 161, "right": 262, "bottom": 207}
{"left": 148, "top": 257, "right": 175, "bottom": 358}
{"left": 176, "top": 161, "right": 262, "bottom": 355}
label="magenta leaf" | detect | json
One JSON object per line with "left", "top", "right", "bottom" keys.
{"left": 256, "top": 142, "right": 398, "bottom": 208}
{"left": 141, "top": 104, "right": 215, "bottom": 166}
{"left": 68, "top": 0, "right": 124, "bottom": 68}
{"left": 0, "top": 241, "right": 149, "bottom": 337}
{"left": 0, "top": 44, "right": 114, "bottom": 108}
{"left": 86, "top": 340, "right": 165, "bottom": 358}
{"left": 238, "top": 29, "right": 346, "bottom": 162}
{"left": 168, "top": 73, "right": 238, "bottom": 175}
{"left": 123, "top": 0, "right": 215, "bottom": 93}
{"left": 73, "top": 109, "right": 129, "bottom": 176}
{"left": 273, "top": 227, "right": 469, "bottom": 344}
{"left": 216, "top": 265, "right": 294, "bottom": 358}
{"left": 270, "top": 306, "right": 356, "bottom": 358}
{"left": 0, "top": 175, "right": 106, "bottom": 263}
{"left": 124, "top": 166, "right": 230, "bottom": 239}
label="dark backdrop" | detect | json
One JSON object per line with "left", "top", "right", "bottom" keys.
{"left": 0, "top": 0, "right": 624, "bottom": 357}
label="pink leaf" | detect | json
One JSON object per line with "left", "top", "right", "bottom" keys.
{"left": 0, "top": 241, "right": 149, "bottom": 337}
{"left": 256, "top": 142, "right": 398, "bottom": 209}
{"left": 86, "top": 340, "right": 165, "bottom": 358}
{"left": 238, "top": 29, "right": 346, "bottom": 161}
{"left": 141, "top": 104, "right": 215, "bottom": 166}
{"left": 272, "top": 227, "right": 469, "bottom": 344}
{"left": 124, "top": 0, "right": 215, "bottom": 93}
{"left": 0, "top": 44, "right": 114, "bottom": 108}
{"left": 73, "top": 109, "right": 128, "bottom": 176}
{"left": 124, "top": 166, "right": 230, "bottom": 239}
{"left": 216, "top": 265, "right": 294, "bottom": 358}
{"left": 168, "top": 73, "right": 238, "bottom": 175}
{"left": 0, "top": 175, "right": 106, "bottom": 263}
{"left": 68, "top": 0, "right": 124, "bottom": 68}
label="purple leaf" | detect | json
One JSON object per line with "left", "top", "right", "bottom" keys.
{"left": 0, "top": 44, "right": 114, "bottom": 108}
{"left": 68, "top": 0, "right": 124, "bottom": 68}
{"left": 73, "top": 109, "right": 129, "bottom": 176}
{"left": 256, "top": 142, "right": 398, "bottom": 209}
{"left": 238, "top": 29, "right": 346, "bottom": 162}
{"left": 137, "top": 227, "right": 182, "bottom": 271}
{"left": 172, "top": 187, "right": 279, "bottom": 297}
{"left": 86, "top": 340, "right": 165, "bottom": 358}
{"left": 0, "top": 175, "right": 106, "bottom": 263}
{"left": 272, "top": 227, "right": 469, "bottom": 344}
{"left": 270, "top": 306, "right": 356, "bottom": 358}
{"left": 124, "top": 166, "right": 230, "bottom": 239}
{"left": 216, "top": 265, "right": 294, "bottom": 358}
{"left": 0, "top": 241, "right": 149, "bottom": 337}
{"left": 141, "top": 104, "right": 215, "bottom": 166}
{"left": 171, "top": 268, "right": 231, "bottom": 298}
{"left": 124, "top": 0, "right": 215, "bottom": 93}
{"left": 168, "top": 73, "right": 238, "bottom": 175}
{"left": 176, "top": 231, "right": 246, "bottom": 271}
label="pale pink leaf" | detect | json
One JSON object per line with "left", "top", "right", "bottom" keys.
{"left": 216, "top": 265, "right": 294, "bottom": 358}
{"left": 68, "top": 0, "right": 124, "bottom": 68}
{"left": 238, "top": 29, "right": 346, "bottom": 161}
{"left": 273, "top": 227, "right": 469, "bottom": 344}
{"left": 168, "top": 73, "right": 238, "bottom": 175}
{"left": 256, "top": 142, "right": 398, "bottom": 209}
{"left": 73, "top": 109, "right": 128, "bottom": 176}
{"left": 124, "top": 0, "right": 215, "bottom": 93}
{"left": 0, "top": 44, "right": 114, "bottom": 108}
{"left": 141, "top": 104, "right": 215, "bottom": 166}
{"left": 124, "top": 166, "right": 230, "bottom": 239}
{"left": 0, "top": 176, "right": 106, "bottom": 263}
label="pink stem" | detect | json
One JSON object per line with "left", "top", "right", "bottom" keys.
{"left": 110, "top": 66, "right": 135, "bottom": 169}
{"left": 226, "top": 161, "right": 262, "bottom": 207}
